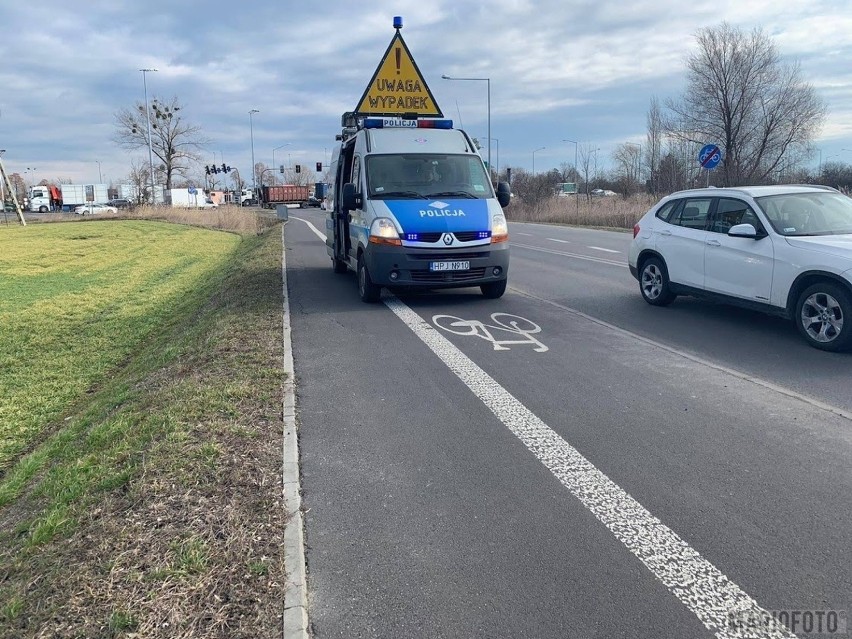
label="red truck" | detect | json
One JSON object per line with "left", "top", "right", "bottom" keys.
{"left": 260, "top": 185, "right": 311, "bottom": 208}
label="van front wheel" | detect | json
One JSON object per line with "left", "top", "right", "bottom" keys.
{"left": 358, "top": 256, "right": 381, "bottom": 303}
{"left": 481, "top": 279, "right": 507, "bottom": 299}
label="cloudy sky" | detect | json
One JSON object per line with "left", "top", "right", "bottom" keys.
{"left": 1, "top": 0, "right": 851, "bottom": 187}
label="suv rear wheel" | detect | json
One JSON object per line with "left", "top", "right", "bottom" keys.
{"left": 795, "top": 282, "right": 852, "bottom": 351}
{"left": 639, "top": 257, "right": 676, "bottom": 306}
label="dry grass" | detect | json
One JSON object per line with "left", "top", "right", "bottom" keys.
{"left": 126, "top": 205, "right": 277, "bottom": 235}
{"left": 0, "top": 227, "right": 288, "bottom": 638}
{"left": 10, "top": 204, "right": 277, "bottom": 235}
{"left": 509, "top": 194, "right": 658, "bottom": 230}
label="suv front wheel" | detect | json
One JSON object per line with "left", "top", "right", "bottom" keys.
{"left": 639, "top": 257, "right": 676, "bottom": 306}
{"left": 795, "top": 283, "right": 852, "bottom": 352}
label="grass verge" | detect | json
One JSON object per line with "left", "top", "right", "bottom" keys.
{"left": 509, "top": 193, "right": 657, "bottom": 229}
{"left": 0, "top": 220, "right": 287, "bottom": 638}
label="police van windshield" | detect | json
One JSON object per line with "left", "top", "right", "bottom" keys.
{"left": 366, "top": 154, "right": 493, "bottom": 200}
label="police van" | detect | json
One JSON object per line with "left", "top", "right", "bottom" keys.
{"left": 326, "top": 114, "right": 512, "bottom": 302}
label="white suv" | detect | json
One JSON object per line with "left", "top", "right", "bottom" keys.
{"left": 629, "top": 185, "right": 852, "bottom": 351}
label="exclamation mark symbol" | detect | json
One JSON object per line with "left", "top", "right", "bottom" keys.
{"left": 395, "top": 47, "right": 401, "bottom": 74}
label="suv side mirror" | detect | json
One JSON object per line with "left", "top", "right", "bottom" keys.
{"left": 341, "top": 183, "right": 361, "bottom": 212}
{"left": 728, "top": 223, "right": 759, "bottom": 239}
{"left": 496, "top": 182, "right": 511, "bottom": 208}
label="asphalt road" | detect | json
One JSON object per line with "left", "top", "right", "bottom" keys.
{"left": 286, "top": 211, "right": 851, "bottom": 638}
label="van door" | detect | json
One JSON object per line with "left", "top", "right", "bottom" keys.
{"left": 334, "top": 141, "right": 355, "bottom": 265}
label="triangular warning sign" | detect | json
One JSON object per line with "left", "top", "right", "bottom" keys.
{"left": 355, "top": 31, "right": 442, "bottom": 117}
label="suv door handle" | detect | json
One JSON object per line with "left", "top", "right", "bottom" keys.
{"left": 658, "top": 230, "right": 672, "bottom": 236}
{"left": 706, "top": 239, "right": 721, "bottom": 246}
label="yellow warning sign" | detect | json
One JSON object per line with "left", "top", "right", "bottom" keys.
{"left": 355, "top": 31, "right": 442, "bottom": 117}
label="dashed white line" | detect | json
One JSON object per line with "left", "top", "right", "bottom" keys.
{"left": 512, "top": 242, "right": 627, "bottom": 268}
{"left": 588, "top": 245, "right": 621, "bottom": 253}
{"left": 547, "top": 238, "right": 570, "bottom": 243}
{"left": 516, "top": 232, "right": 533, "bottom": 236}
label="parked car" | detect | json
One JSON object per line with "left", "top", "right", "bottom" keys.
{"left": 75, "top": 203, "right": 118, "bottom": 215}
{"left": 591, "top": 188, "right": 618, "bottom": 197}
{"left": 107, "top": 198, "right": 134, "bottom": 209}
{"left": 629, "top": 185, "right": 852, "bottom": 351}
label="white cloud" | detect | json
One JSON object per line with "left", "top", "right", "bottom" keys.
{"left": 0, "top": 0, "right": 850, "bottom": 181}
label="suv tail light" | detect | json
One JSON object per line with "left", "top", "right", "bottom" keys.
{"left": 633, "top": 223, "right": 640, "bottom": 238}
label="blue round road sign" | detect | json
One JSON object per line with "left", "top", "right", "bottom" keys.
{"left": 699, "top": 144, "right": 722, "bottom": 170}
{"left": 188, "top": 186, "right": 197, "bottom": 195}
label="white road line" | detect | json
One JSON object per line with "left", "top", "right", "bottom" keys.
{"left": 287, "top": 221, "right": 794, "bottom": 638}
{"left": 512, "top": 242, "right": 627, "bottom": 268}
{"left": 293, "top": 216, "right": 326, "bottom": 241}
{"left": 547, "top": 238, "right": 570, "bottom": 243}
{"left": 383, "top": 295, "right": 793, "bottom": 639}
{"left": 588, "top": 245, "right": 621, "bottom": 253}
{"left": 516, "top": 232, "right": 533, "bottom": 236}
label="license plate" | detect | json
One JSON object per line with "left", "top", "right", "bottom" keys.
{"left": 430, "top": 260, "right": 470, "bottom": 272}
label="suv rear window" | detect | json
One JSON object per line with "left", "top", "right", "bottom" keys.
{"left": 670, "top": 198, "right": 712, "bottom": 230}
{"left": 655, "top": 200, "right": 678, "bottom": 222}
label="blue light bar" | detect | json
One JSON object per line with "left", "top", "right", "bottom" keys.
{"left": 362, "top": 118, "right": 454, "bottom": 130}
{"left": 477, "top": 231, "right": 491, "bottom": 239}
{"left": 404, "top": 232, "right": 420, "bottom": 241}
{"left": 417, "top": 119, "right": 453, "bottom": 129}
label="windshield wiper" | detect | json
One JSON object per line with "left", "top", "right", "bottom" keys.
{"left": 427, "top": 191, "right": 478, "bottom": 199}
{"left": 371, "top": 191, "right": 426, "bottom": 199}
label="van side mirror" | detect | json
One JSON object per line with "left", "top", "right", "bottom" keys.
{"left": 342, "top": 183, "right": 361, "bottom": 211}
{"left": 496, "top": 182, "right": 511, "bottom": 208}
{"left": 728, "top": 223, "right": 758, "bottom": 238}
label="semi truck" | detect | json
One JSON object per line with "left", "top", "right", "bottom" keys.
{"left": 27, "top": 184, "right": 109, "bottom": 212}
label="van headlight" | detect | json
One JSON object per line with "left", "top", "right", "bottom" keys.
{"left": 491, "top": 212, "right": 509, "bottom": 243}
{"left": 368, "top": 217, "right": 402, "bottom": 246}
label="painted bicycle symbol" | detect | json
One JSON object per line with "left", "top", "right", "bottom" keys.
{"left": 432, "top": 313, "right": 548, "bottom": 352}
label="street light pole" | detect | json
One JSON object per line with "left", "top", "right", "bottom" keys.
{"left": 562, "top": 138, "right": 579, "bottom": 216}
{"left": 140, "top": 68, "right": 158, "bottom": 204}
{"left": 249, "top": 109, "right": 260, "bottom": 198}
{"left": 442, "top": 75, "right": 491, "bottom": 180}
{"left": 273, "top": 143, "right": 291, "bottom": 180}
{"left": 95, "top": 160, "right": 102, "bottom": 183}
{"left": 532, "top": 147, "right": 545, "bottom": 175}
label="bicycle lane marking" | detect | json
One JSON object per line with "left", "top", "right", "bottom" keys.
{"left": 291, "top": 213, "right": 792, "bottom": 638}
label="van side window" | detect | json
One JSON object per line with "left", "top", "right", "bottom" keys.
{"left": 669, "top": 198, "right": 712, "bottom": 230}
{"left": 708, "top": 198, "right": 764, "bottom": 234}
{"left": 351, "top": 156, "right": 361, "bottom": 191}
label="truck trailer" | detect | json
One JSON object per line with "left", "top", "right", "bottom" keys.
{"left": 260, "top": 185, "right": 311, "bottom": 208}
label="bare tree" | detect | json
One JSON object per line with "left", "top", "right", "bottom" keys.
{"left": 612, "top": 143, "right": 642, "bottom": 194}
{"left": 126, "top": 158, "right": 151, "bottom": 204}
{"left": 231, "top": 168, "right": 246, "bottom": 192}
{"left": 114, "top": 96, "right": 208, "bottom": 190}
{"left": 578, "top": 143, "right": 598, "bottom": 201}
{"left": 645, "top": 96, "right": 663, "bottom": 195}
{"left": 665, "top": 22, "right": 826, "bottom": 186}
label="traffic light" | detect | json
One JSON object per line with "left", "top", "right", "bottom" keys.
{"left": 316, "top": 162, "right": 322, "bottom": 172}
{"left": 221, "top": 163, "right": 227, "bottom": 173}
{"left": 295, "top": 164, "right": 301, "bottom": 173}
{"left": 205, "top": 165, "right": 211, "bottom": 175}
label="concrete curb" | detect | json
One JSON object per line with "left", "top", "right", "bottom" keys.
{"left": 281, "top": 223, "right": 310, "bottom": 638}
